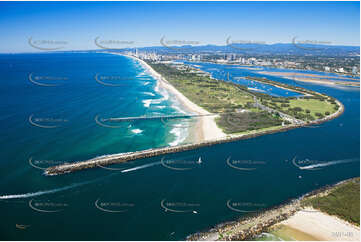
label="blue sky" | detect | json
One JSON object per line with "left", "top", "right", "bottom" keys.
{"left": 0, "top": 1, "right": 359, "bottom": 53}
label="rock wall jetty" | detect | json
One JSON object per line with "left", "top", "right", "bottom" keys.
{"left": 44, "top": 100, "right": 343, "bottom": 176}
{"left": 186, "top": 177, "right": 357, "bottom": 241}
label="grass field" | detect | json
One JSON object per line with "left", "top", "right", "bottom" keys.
{"left": 257, "top": 96, "right": 338, "bottom": 121}
{"left": 301, "top": 178, "right": 360, "bottom": 226}
{"left": 217, "top": 111, "right": 283, "bottom": 133}
{"left": 288, "top": 98, "right": 335, "bottom": 117}
{"left": 148, "top": 62, "right": 340, "bottom": 133}
{"left": 149, "top": 63, "right": 254, "bottom": 114}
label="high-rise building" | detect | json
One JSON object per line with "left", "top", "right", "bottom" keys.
{"left": 352, "top": 66, "right": 358, "bottom": 74}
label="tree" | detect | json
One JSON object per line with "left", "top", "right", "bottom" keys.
{"left": 294, "top": 107, "right": 303, "bottom": 112}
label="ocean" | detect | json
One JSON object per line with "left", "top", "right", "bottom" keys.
{"left": 0, "top": 53, "right": 359, "bottom": 240}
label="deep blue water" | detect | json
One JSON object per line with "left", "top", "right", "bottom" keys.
{"left": 0, "top": 54, "right": 359, "bottom": 240}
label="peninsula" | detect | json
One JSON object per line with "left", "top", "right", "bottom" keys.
{"left": 44, "top": 55, "right": 344, "bottom": 175}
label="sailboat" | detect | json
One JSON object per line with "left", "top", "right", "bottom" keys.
{"left": 16, "top": 224, "right": 30, "bottom": 230}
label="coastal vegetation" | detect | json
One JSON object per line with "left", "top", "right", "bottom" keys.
{"left": 45, "top": 60, "right": 344, "bottom": 175}
{"left": 301, "top": 178, "right": 360, "bottom": 225}
{"left": 246, "top": 77, "right": 339, "bottom": 121}
{"left": 188, "top": 178, "right": 360, "bottom": 241}
{"left": 148, "top": 63, "right": 255, "bottom": 113}
{"left": 256, "top": 96, "right": 337, "bottom": 121}
{"left": 217, "top": 111, "right": 283, "bottom": 133}
{"left": 148, "top": 62, "right": 340, "bottom": 132}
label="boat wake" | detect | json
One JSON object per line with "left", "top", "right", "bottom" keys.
{"left": 0, "top": 173, "right": 117, "bottom": 200}
{"left": 293, "top": 158, "right": 358, "bottom": 170}
{"left": 0, "top": 183, "right": 83, "bottom": 200}
{"left": 2, "top": 161, "right": 174, "bottom": 200}
{"left": 121, "top": 161, "right": 161, "bottom": 173}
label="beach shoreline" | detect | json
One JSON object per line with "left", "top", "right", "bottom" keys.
{"left": 44, "top": 99, "right": 344, "bottom": 176}
{"left": 44, "top": 53, "right": 346, "bottom": 176}
{"left": 276, "top": 209, "right": 360, "bottom": 241}
{"left": 187, "top": 177, "right": 360, "bottom": 241}
{"left": 113, "top": 52, "right": 227, "bottom": 144}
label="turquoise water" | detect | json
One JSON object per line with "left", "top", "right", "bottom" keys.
{"left": 0, "top": 53, "right": 359, "bottom": 240}
{"left": 0, "top": 52, "right": 189, "bottom": 168}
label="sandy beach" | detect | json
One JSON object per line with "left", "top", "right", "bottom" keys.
{"left": 259, "top": 71, "right": 360, "bottom": 87}
{"left": 277, "top": 208, "right": 360, "bottom": 241}
{"left": 112, "top": 53, "right": 226, "bottom": 143}
{"left": 187, "top": 178, "right": 359, "bottom": 241}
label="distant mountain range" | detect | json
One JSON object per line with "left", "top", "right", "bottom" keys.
{"left": 102, "top": 43, "right": 360, "bottom": 57}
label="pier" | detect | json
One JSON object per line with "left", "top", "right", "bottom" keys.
{"left": 106, "top": 113, "right": 217, "bottom": 122}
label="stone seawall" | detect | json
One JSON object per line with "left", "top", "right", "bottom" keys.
{"left": 45, "top": 100, "right": 344, "bottom": 176}
{"left": 186, "top": 177, "right": 357, "bottom": 241}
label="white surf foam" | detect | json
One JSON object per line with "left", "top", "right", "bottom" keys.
{"left": 169, "top": 126, "right": 188, "bottom": 146}
{"left": 142, "top": 92, "right": 155, "bottom": 96}
{"left": 131, "top": 129, "right": 143, "bottom": 134}
{"left": 142, "top": 99, "right": 152, "bottom": 107}
{"left": 142, "top": 98, "right": 165, "bottom": 108}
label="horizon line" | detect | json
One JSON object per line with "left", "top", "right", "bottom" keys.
{"left": 1, "top": 42, "right": 360, "bottom": 54}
